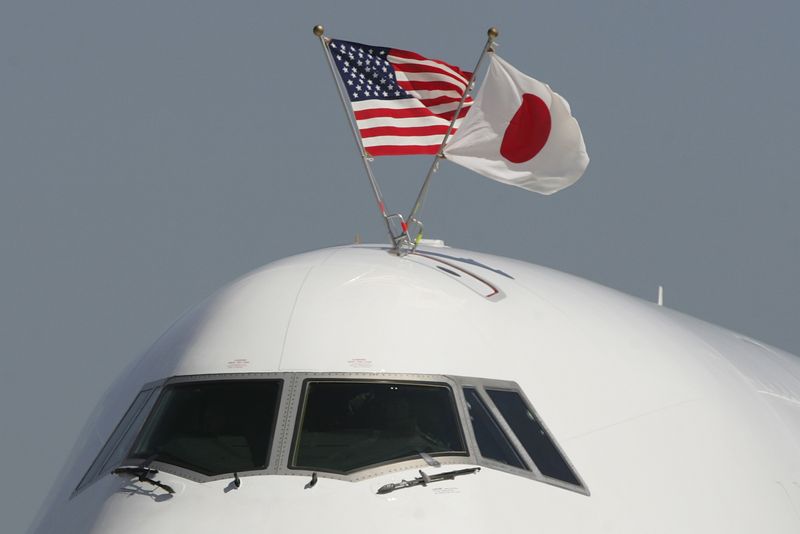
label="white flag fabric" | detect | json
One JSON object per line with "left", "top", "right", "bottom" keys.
{"left": 443, "top": 55, "right": 589, "bottom": 194}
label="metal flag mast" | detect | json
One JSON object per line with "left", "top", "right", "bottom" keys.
{"left": 313, "top": 25, "right": 408, "bottom": 249}
{"left": 399, "top": 27, "right": 499, "bottom": 255}
{"left": 313, "top": 24, "right": 497, "bottom": 255}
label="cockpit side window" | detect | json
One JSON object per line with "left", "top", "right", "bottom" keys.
{"left": 486, "top": 388, "right": 581, "bottom": 487}
{"left": 290, "top": 381, "right": 467, "bottom": 474}
{"left": 129, "top": 380, "right": 282, "bottom": 477}
{"left": 74, "top": 387, "right": 158, "bottom": 495}
{"left": 463, "top": 387, "right": 527, "bottom": 470}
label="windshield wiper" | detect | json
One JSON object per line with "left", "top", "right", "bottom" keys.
{"left": 416, "top": 451, "right": 441, "bottom": 468}
{"left": 112, "top": 466, "right": 175, "bottom": 494}
{"left": 376, "top": 467, "right": 480, "bottom": 495}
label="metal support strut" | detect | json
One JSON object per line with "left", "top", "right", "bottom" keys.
{"left": 398, "top": 27, "right": 499, "bottom": 255}
{"left": 313, "top": 25, "right": 407, "bottom": 249}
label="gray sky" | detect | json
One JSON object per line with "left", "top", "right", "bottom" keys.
{"left": 2, "top": 1, "right": 799, "bottom": 530}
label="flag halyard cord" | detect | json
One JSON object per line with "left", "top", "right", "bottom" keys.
{"left": 400, "top": 28, "right": 499, "bottom": 255}
{"left": 314, "top": 25, "right": 407, "bottom": 248}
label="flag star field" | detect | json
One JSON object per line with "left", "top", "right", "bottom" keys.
{"left": 329, "top": 39, "right": 473, "bottom": 156}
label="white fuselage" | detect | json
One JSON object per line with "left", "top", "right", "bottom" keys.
{"left": 29, "top": 244, "right": 800, "bottom": 533}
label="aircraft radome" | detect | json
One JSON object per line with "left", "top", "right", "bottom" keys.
{"left": 27, "top": 240, "right": 800, "bottom": 533}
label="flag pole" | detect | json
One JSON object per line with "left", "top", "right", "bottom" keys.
{"left": 313, "top": 25, "right": 404, "bottom": 248}
{"left": 401, "top": 27, "right": 499, "bottom": 253}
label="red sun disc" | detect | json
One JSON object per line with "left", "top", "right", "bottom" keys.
{"left": 500, "top": 93, "right": 552, "bottom": 164}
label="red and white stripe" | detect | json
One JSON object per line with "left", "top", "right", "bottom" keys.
{"left": 355, "top": 48, "right": 473, "bottom": 156}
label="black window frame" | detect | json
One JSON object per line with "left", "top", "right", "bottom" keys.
{"left": 127, "top": 378, "right": 284, "bottom": 478}
{"left": 463, "top": 386, "right": 529, "bottom": 470}
{"left": 71, "top": 372, "right": 587, "bottom": 496}
{"left": 487, "top": 387, "right": 582, "bottom": 487}
{"left": 455, "top": 379, "right": 588, "bottom": 495}
{"left": 288, "top": 378, "right": 470, "bottom": 475}
{"left": 72, "top": 384, "right": 161, "bottom": 496}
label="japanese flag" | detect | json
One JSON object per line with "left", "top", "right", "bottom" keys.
{"left": 444, "top": 55, "right": 589, "bottom": 194}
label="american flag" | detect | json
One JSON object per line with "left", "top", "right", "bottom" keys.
{"left": 328, "top": 39, "right": 473, "bottom": 157}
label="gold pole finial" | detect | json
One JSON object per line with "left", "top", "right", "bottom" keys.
{"left": 313, "top": 24, "right": 325, "bottom": 37}
{"left": 487, "top": 27, "right": 499, "bottom": 39}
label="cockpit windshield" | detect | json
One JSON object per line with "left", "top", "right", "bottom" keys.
{"left": 291, "top": 381, "right": 467, "bottom": 473}
{"left": 130, "top": 380, "right": 281, "bottom": 476}
{"left": 75, "top": 373, "right": 586, "bottom": 496}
